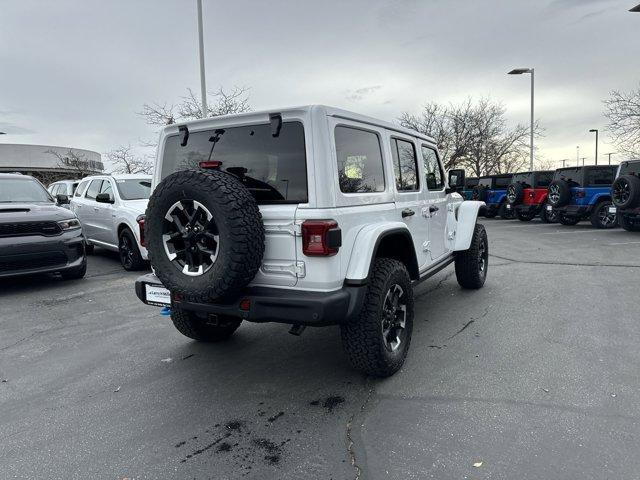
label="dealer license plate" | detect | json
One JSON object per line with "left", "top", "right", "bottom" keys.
{"left": 145, "top": 284, "right": 170, "bottom": 306}
{"left": 608, "top": 206, "right": 617, "bottom": 214}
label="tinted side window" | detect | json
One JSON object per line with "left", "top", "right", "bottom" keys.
{"left": 391, "top": 138, "right": 418, "bottom": 191}
{"left": 75, "top": 180, "right": 90, "bottom": 197}
{"left": 85, "top": 180, "right": 103, "bottom": 200}
{"left": 495, "top": 176, "right": 512, "bottom": 188}
{"left": 585, "top": 168, "right": 614, "bottom": 186}
{"left": 335, "top": 126, "right": 385, "bottom": 193}
{"left": 421, "top": 146, "right": 444, "bottom": 190}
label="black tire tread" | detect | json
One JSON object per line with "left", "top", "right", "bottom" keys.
{"left": 340, "top": 258, "right": 413, "bottom": 378}
{"left": 120, "top": 228, "right": 146, "bottom": 271}
{"left": 589, "top": 200, "right": 617, "bottom": 229}
{"left": 455, "top": 223, "right": 488, "bottom": 289}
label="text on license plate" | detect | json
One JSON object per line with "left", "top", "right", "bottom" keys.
{"left": 608, "top": 207, "right": 617, "bottom": 214}
{"left": 546, "top": 205, "right": 553, "bottom": 211}
{"left": 145, "top": 284, "right": 170, "bottom": 306}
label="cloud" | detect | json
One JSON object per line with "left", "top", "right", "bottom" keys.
{"left": 345, "top": 85, "right": 383, "bottom": 102}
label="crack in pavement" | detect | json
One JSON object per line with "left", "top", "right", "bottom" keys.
{"left": 346, "top": 385, "right": 375, "bottom": 480}
{"left": 447, "top": 320, "right": 474, "bottom": 340}
{"left": 422, "top": 271, "right": 455, "bottom": 294}
{"left": 489, "top": 253, "right": 640, "bottom": 268}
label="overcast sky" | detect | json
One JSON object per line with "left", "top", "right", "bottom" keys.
{"left": 1, "top": 0, "right": 638, "bottom": 169}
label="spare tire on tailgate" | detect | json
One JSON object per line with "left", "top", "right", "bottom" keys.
{"left": 506, "top": 182, "right": 524, "bottom": 205}
{"left": 612, "top": 174, "right": 640, "bottom": 209}
{"left": 145, "top": 169, "right": 265, "bottom": 302}
{"left": 547, "top": 180, "right": 571, "bottom": 207}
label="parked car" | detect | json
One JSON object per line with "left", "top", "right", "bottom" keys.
{"left": 70, "top": 174, "right": 151, "bottom": 270}
{"left": 545, "top": 165, "right": 617, "bottom": 228}
{"left": 0, "top": 173, "right": 86, "bottom": 279}
{"left": 134, "top": 105, "right": 488, "bottom": 377}
{"left": 504, "top": 170, "right": 556, "bottom": 222}
{"left": 473, "top": 174, "right": 514, "bottom": 219}
{"left": 48, "top": 179, "right": 81, "bottom": 197}
{"left": 461, "top": 177, "right": 478, "bottom": 200}
{"left": 611, "top": 159, "right": 640, "bottom": 231}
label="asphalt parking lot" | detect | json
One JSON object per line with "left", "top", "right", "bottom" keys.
{"left": 2, "top": 218, "right": 640, "bottom": 480}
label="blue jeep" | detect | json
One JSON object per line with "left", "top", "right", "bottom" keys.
{"left": 473, "top": 174, "right": 514, "bottom": 219}
{"left": 546, "top": 166, "right": 618, "bottom": 228}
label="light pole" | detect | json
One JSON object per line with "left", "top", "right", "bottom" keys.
{"left": 508, "top": 68, "right": 535, "bottom": 171}
{"left": 589, "top": 129, "right": 599, "bottom": 165}
{"left": 604, "top": 152, "right": 615, "bottom": 165}
{"left": 196, "top": 0, "right": 208, "bottom": 117}
{"left": 560, "top": 158, "right": 569, "bottom": 167}
{"left": 576, "top": 146, "right": 580, "bottom": 166}
{"left": 581, "top": 157, "right": 587, "bottom": 166}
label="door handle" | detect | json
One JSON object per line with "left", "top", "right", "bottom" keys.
{"left": 402, "top": 208, "right": 415, "bottom": 218}
{"left": 429, "top": 205, "right": 439, "bottom": 213}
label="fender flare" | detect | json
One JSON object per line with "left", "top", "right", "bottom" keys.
{"left": 591, "top": 192, "right": 612, "bottom": 205}
{"left": 345, "top": 222, "right": 416, "bottom": 283}
{"left": 453, "top": 201, "right": 485, "bottom": 251}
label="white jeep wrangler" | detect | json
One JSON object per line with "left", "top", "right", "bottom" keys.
{"left": 135, "top": 105, "right": 487, "bottom": 377}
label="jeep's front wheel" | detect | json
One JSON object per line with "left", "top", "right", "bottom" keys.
{"left": 455, "top": 223, "right": 488, "bottom": 289}
{"left": 340, "top": 258, "right": 414, "bottom": 377}
{"left": 539, "top": 203, "right": 558, "bottom": 223}
{"left": 171, "top": 307, "right": 242, "bottom": 342}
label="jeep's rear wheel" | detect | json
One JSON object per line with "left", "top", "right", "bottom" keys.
{"left": 590, "top": 201, "right": 617, "bottom": 229}
{"left": 558, "top": 213, "right": 580, "bottom": 226}
{"left": 455, "top": 223, "right": 488, "bottom": 289}
{"left": 498, "top": 202, "right": 515, "bottom": 219}
{"left": 340, "top": 258, "right": 414, "bottom": 377}
{"left": 619, "top": 214, "right": 640, "bottom": 232}
{"left": 539, "top": 203, "right": 558, "bottom": 223}
{"left": 170, "top": 307, "right": 242, "bottom": 342}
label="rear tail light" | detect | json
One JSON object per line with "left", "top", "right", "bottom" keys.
{"left": 301, "top": 220, "right": 341, "bottom": 256}
{"left": 137, "top": 214, "right": 146, "bottom": 247}
{"left": 199, "top": 160, "right": 222, "bottom": 169}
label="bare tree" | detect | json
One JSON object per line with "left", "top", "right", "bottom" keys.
{"left": 139, "top": 86, "right": 251, "bottom": 127}
{"left": 604, "top": 85, "right": 640, "bottom": 158}
{"left": 106, "top": 145, "right": 153, "bottom": 174}
{"left": 399, "top": 97, "right": 541, "bottom": 177}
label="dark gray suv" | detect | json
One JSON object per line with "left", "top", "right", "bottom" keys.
{"left": 0, "top": 173, "right": 87, "bottom": 279}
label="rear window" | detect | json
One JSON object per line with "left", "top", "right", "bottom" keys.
{"left": 494, "top": 176, "right": 512, "bottom": 188}
{"left": 511, "top": 173, "right": 533, "bottom": 187}
{"left": 116, "top": 178, "right": 152, "bottom": 200}
{"left": 585, "top": 167, "right": 615, "bottom": 187}
{"left": 554, "top": 168, "right": 582, "bottom": 187}
{"left": 335, "top": 126, "right": 385, "bottom": 194}
{"left": 619, "top": 161, "right": 640, "bottom": 177}
{"left": 162, "top": 121, "right": 307, "bottom": 203}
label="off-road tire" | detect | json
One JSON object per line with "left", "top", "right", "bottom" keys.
{"left": 558, "top": 213, "right": 580, "bottom": 226}
{"left": 455, "top": 223, "right": 488, "bottom": 289}
{"left": 590, "top": 201, "right": 617, "bottom": 229}
{"left": 516, "top": 210, "right": 535, "bottom": 221}
{"left": 612, "top": 175, "right": 640, "bottom": 209}
{"left": 498, "top": 202, "right": 515, "bottom": 219}
{"left": 507, "top": 183, "right": 524, "bottom": 205}
{"left": 60, "top": 260, "right": 87, "bottom": 280}
{"left": 145, "top": 169, "right": 265, "bottom": 303}
{"left": 119, "top": 228, "right": 146, "bottom": 271}
{"left": 340, "top": 258, "right": 414, "bottom": 378}
{"left": 171, "top": 307, "right": 242, "bottom": 342}
{"left": 548, "top": 180, "right": 571, "bottom": 207}
{"left": 619, "top": 214, "right": 640, "bottom": 232}
{"left": 539, "top": 203, "right": 557, "bottom": 223}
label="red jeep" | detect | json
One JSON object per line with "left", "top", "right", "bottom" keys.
{"left": 505, "top": 171, "right": 557, "bottom": 222}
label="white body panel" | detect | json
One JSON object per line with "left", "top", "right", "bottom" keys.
{"left": 70, "top": 174, "right": 150, "bottom": 260}
{"left": 152, "top": 105, "right": 482, "bottom": 293}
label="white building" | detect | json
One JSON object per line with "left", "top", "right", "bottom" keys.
{"left": 0, "top": 143, "right": 103, "bottom": 182}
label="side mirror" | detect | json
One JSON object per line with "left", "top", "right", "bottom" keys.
{"left": 56, "top": 194, "right": 70, "bottom": 205}
{"left": 446, "top": 169, "right": 466, "bottom": 194}
{"left": 95, "top": 193, "right": 114, "bottom": 204}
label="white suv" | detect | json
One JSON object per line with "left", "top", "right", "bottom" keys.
{"left": 71, "top": 174, "right": 151, "bottom": 270}
{"left": 135, "top": 106, "right": 486, "bottom": 376}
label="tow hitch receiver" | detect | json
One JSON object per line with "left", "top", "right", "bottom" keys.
{"left": 289, "top": 324, "right": 306, "bottom": 336}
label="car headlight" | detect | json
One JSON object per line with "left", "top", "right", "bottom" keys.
{"left": 57, "top": 218, "right": 81, "bottom": 231}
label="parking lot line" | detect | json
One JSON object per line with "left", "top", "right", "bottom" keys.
{"left": 605, "top": 241, "right": 640, "bottom": 246}
{"left": 540, "top": 229, "right": 618, "bottom": 235}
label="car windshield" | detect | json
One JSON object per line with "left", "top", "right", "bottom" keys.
{"left": 115, "top": 178, "right": 152, "bottom": 200}
{"left": 554, "top": 168, "right": 582, "bottom": 187}
{"left": 161, "top": 121, "right": 308, "bottom": 203}
{"left": 619, "top": 161, "right": 640, "bottom": 177}
{"left": 0, "top": 177, "right": 52, "bottom": 203}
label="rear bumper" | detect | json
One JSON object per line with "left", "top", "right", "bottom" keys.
{"left": 512, "top": 204, "right": 542, "bottom": 214}
{"left": 553, "top": 205, "right": 592, "bottom": 217}
{"left": 0, "top": 230, "right": 86, "bottom": 278}
{"left": 617, "top": 206, "right": 640, "bottom": 217}
{"left": 135, "top": 273, "right": 367, "bottom": 326}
